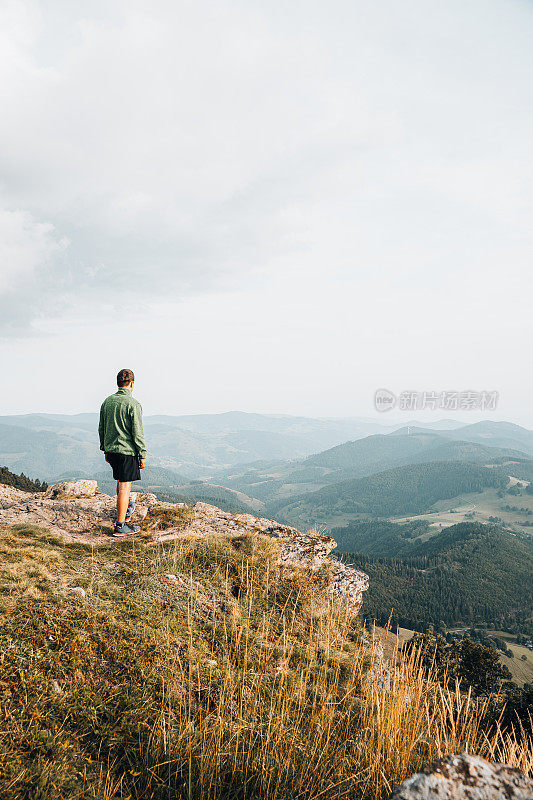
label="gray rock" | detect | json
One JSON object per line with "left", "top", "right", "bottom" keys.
{"left": 0, "top": 484, "right": 31, "bottom": 508}
{"left": 68, "top": 587, "right": 86, "bottom": 599}
{"left": 44, "top": 480, "right": 99, "bottom": 499}
{"left": 275, "top": 532, "right": 337, "bottom": 570}
{"left": 327, "top": 559, "right": 370, "bottom": 612}
{"left": 388, "top": 753, "right": 533, "bottom": 799}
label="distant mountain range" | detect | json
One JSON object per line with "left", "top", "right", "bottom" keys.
{"left": 391, "top": 421, "right": 533, "bottom": 456}
{"left": 211, "top": 425, "right": 532, "bottom": 510}
{"left": 0, "top": 410, "right": 471, "bottom": 482}
{"left": 0, "top": 411, "right": 370, "bottom": 480}
{"left": 1, "top": 414, "right": 533, "bottom": 525}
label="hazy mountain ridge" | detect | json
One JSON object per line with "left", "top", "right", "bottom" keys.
{"left": 0, "top": 411, "right": 414, "bottom": 480}
{"left": 208, "top": 426, "right": 532, "bottom": 508}
{"left": 394, "top": 421, "right": 533, "bottom": 457}
{"left": 2, "top": 416, "right": 533, "bottom": 524}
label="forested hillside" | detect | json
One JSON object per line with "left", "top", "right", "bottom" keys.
{"left": 0, "top": 466, "right": 47, "bottom": 492}
{"left": 332, "top": 519, "right": 431, "bottom": 556}
{"left": 436, "top": 421, "right": 533, "bottom": 457}
{"left": 269, "top": 461, "right": 507, "bottom": 528}
{"left": 305, "top": 431, "right": 521, "bottom": 477}
{"left": 212, "top": 433, "right": 526, "bottom": 507}
{"left": 343, "top": 522, "right": 533, "bottom": 632}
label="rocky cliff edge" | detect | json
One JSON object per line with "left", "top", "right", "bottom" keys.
{"left": 0, "top": 479, "right": 369, "bottom": 613}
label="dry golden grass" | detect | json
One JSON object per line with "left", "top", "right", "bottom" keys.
{"left": 140, "top": 504, "right": 195, "bottom": 532}
{"left": 143, "top": 579, "right": 532, "bottom": 800}
{"left": 0, "top": 524, "right": 531, "bottom": 800}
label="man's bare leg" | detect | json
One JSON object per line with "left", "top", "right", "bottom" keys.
{"left": 116, "top": 481, "right": 132, "bottom": 524}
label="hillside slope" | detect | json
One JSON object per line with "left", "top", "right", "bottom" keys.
{"left": 344, "top": 521, "right": 533, "bottom": 632}
{"left": 212, "top": 434, "right": 525, "bottom": 506}
{"left": 269, "top": 461, "right": 507, "bottom": 528}
{"left": 0, "top": 479, "right": 368, "bottom": 605}
{"left": 1, "top": 482, "right": 531, "bottom": 798}
{"left": 307, "top": 434, "right": 524, "bottom": 484}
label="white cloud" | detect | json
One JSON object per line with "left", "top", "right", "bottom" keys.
{"left": 0, "top": 205, "right": 67, "bottom": 293}
{"left": 0, "top": 0, "right": 395, "bottom": 315}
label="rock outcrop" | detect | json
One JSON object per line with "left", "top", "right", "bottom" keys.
{"left": 0, "top": 480, "right": 369, "bottom": 612}
{"left": 388, "top": 753, "right": 533, "bottom": 799}
{"left": 44, "top": 480, "right": 99, "bottom": 499}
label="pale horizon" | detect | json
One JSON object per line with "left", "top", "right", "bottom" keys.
{"left": 0, "top": 404, "right": 530, "bottom": 432}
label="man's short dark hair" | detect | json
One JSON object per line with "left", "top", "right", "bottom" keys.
{"left": 117, "top": 368, "right": 135, "bottom": 387}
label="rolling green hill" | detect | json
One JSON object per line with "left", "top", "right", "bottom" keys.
{"left": 211, "top": 434, "right": 525, "bottom": 507}
{"left": 268, "top": 461, "right": 508, "bottom": 528}
{"left": 418, "top": 421, "right": 533, "bottom": 457}
{"left": 307, "top": 434, "right": 524, "bottom": 485}
{"left": 153, "top": 484, "right": 261, "bottom": 514}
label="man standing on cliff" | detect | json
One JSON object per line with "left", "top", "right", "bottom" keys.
{"left": 98, "top": 368, "right": 147, "bottom": 537}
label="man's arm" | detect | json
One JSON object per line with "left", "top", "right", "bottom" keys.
{"left": 98, "top": 403, "right": 106, "bottom": 452}
{"left": 131, "top": 402, "right": 147, "bottom": 461}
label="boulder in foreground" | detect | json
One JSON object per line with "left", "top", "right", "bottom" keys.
{"left": 44, "top": 479, "right": 99, "bottom": 499}
{"left": 388, "top": 753, "right": 533, "bottom": 799}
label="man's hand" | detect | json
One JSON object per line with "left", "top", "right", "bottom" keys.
{"left": 140, "top": 459, "right": 146, "bottom": 469}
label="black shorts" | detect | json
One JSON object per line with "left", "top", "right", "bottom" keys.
{"left": 106, "top": 453, "right": 141, "bottom": 483}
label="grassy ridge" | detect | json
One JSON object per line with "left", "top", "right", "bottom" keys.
{"left": 0, "top": 522, "right": 531, "bottom": 799}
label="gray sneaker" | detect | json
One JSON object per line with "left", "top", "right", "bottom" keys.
{"left": 112, "top": 521, "right": 140, "bottom": 537}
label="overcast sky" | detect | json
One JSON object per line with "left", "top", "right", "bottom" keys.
{"left": 1, "top": 0, "right": 532, "bottom": 424}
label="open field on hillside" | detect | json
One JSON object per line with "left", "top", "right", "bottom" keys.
{"left": 393, "top": 486, "right": 533, "bottom": 534}
{"left": 501, "top": 644, "right": 533, "bottom": 686}
{"left": 378, "top": 627, "right": 533, "bottom": 687}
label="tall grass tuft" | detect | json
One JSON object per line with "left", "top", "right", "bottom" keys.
{"left": 142, "top": 542, "right": 532, "bottom": 800}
